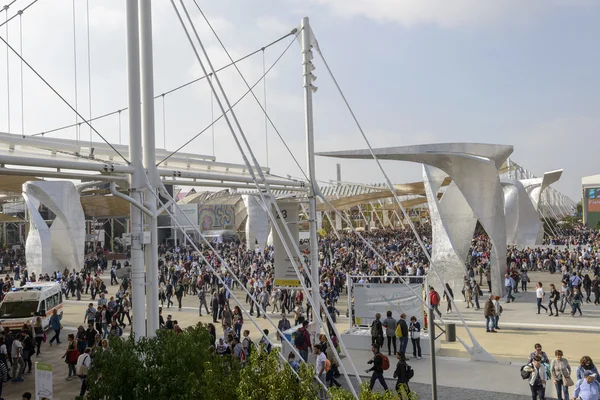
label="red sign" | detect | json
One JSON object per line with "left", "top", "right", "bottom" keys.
{"left": 588, "top": 199, "right": 600, "bottom": 213}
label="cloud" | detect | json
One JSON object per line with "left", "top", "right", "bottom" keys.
{"left": 256, "top": 16, "right": 295, "bottom": 35}
{"left": 310, "top": 0, "right": 594, "bottom": 28}
{"left": 513, "top": 116, "right": 600, "bottom": 200}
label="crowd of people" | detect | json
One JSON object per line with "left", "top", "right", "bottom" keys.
{"left": 0, "top": 220, "right": 597, "bottom": 398}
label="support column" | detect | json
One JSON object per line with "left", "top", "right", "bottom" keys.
{"left": 126, "top": 0, "right": 146, "bottom": 339}
{"left": 301, "top": 17, "right": 320, "bottom": 325}
{"left": 139, "top": 0, "right": 160, "bottom": 337}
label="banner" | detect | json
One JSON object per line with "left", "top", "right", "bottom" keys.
{"left": 35, "top": 362, "right": 53, "bottom": 399}
{"left": 273, "top": 202, "right": 301, "bottom": 287}
{"left": 174, "top": 204, "right": 199, "bottom": 228}
{"left": 353, "top": 282, "right": 424, "bottom": 327}
{"left": 588, "top": 198, "right": 600, "bottom": 213}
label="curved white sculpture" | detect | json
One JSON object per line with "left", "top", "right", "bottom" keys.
{"left": 242, "top": 194, "right": 270, "bottom": 250}
{"left": 23, "top": 181, "right": 85, "bottom": 277}
{"left": 504, "top": 169, "right": 563, "bottom": 245}
{"left": 502, "top": 179, "right": 542, "bottom": 246}
{"left": 423, "top": 166, "right": 476, "bottom": 294}
{"left": 521, "top": 170, "right": 563, "bottom": 212}
{"left": 318, "top": 143, "right": 512, "bottom": 298}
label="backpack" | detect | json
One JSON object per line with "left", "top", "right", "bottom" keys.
{"left": 520, "top": 365, "right": 532, "bottom": 380}
{"left": 380, "top": 354, "right": 390, "bottom": 371}
{"left": 246, "top": 339, "right": 255, "bottom": 356}
{"left": 542, "top": 362, "right": 551, "bottom": 380}
{"left": 294, "top": 329, "right": 305, "bottom": 347}
{"left": 395, "top": 323, "right": 403, "bottom": 338}
{"left": 371, "top": 321, "right": 379, "bottom": 337}
{"left": 406, "top": 365, "right": 414, "bottom": 381}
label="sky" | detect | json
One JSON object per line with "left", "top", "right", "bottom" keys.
{"left": 0, "top": 0, "right": 598, "bottom": 201}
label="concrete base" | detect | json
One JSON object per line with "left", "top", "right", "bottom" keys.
{"left": 340, "top": 327, "right": 440, "bottom": 355}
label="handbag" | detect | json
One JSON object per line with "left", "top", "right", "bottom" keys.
{"left": 562, "top": 375, "right": 574, "bottom": 387}
{"left": 77, "top": 355, "right": 90, "bottom": 377}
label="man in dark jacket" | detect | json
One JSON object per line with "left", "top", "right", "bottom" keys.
{"left": 366, "top": 344, "right": 388, "bottom": 391}
{"left": 398, "top": 313, "right": 409, "bottom": 355}
{"left": 211, "top": 292, "right": 219, "bottom": 323}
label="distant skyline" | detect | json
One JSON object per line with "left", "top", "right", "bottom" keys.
{"left": 0, "top": 0, "right": 597, "bottom": 200}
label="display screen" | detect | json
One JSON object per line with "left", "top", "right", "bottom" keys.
{"left": 588, "top": 188, "right": 600, "bottom": 212}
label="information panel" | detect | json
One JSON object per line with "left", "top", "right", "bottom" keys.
{"left": 35, "top": 362, "right": 53, "bottom": 400}
{"left": 353, "top": 282, "right": 424, "bottom": 327}
{"left": 273, "top": 202, "right": 301, "bottom": 287}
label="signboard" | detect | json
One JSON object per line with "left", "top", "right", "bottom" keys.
{"left": 174, "top": 204, "right": 199, "bottom": 228}
{"left": 589, "top": 198, "right": 600, "bottom": 213}
{"left": 36, "top": 362, "right": 53, "bottom": 400}
{"left": 273, "top": 202, "right": 301, "bottom": 287}
{"left": 353, "top": 282, "right": 424, "bottom": 327}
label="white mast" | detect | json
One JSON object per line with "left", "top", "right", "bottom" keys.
{"left": 300, "top": 17, "right": 320, "bottom": 324}
{"left": 139, "top": 0, "right": 160, "bottom": 337}
{"left": 125, "top": 0, "right": 146, "bottom": 339}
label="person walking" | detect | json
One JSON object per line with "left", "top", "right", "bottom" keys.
{"left": 548, "top": 284, "right": 560, "bottom": 317}
{"left": 484, "top": 296, "right": 497, "bottom": 333}
{"left": 505, "top": 274, "right": 516, "bottom": 303}
{"left": 63, "top": 334, "right": 79, "bottom": 381}
{"left": 573, "top": 370, "right": 600, "bottom": 400}
{"left": 583, "top": 274, "right": 592, "bottom": 303}
{"left": 314, "top": 344, "right": 327, "bottom": 400}
{"left": 277, "top": 313, "right": 291, "bottom": 342}
{"left": 409, "top": 316, "right": 421, "bottom": 360}
{"left": 10, "top": 334, "right": 25, "bottom": 382}
{"left": 571, "top": 288, "right": 583, "bottom": 316}
{"left": 472, "top": 281, "right": 481, "bottom": 310}
{"left": 527, "top": 355, "right": 547, "bottom": 400}
{"left": 211, "top": 292, "right": 219, "bottom": 323}
{"left": 536, "top": 282, "right": 548, "bottom": 314}
{"left": 521, "top": 269, "right": 529, "bottom": 292}
{"left": 592, "top": 277, "right": 600, "bottom": 305}
{"left": 393, "top": 351, "right": 413, "bottom": 397}
{"left": 443, "top": 283, "right": 454, "bottom": 314}
{"left": 428, "top": 287, "right": 442, "bottom": 318}
{"left": 175, "top": 281, "right": 184, "bottom": 311}
{"left": 49, "top": 309, "right": 62, "bottom": 346}
{"left": 295, "top": 320, "right": 312, "bottom": 362}
{"left": 366, "top": 344, "right": 388, "bottom": 391}
{"left": 382, "top": 311, "right": 397, "bottom": 356}
{"left": 197, "top": 287, "right": 209, "bottom": 316}
{"left": 576, "top": 357, "right": 600, "bottom": 382}
{"left": 76, "top": 348, "right": 92, "bottom": 398}
{"left": 550, "top": 349, "right": 571, "bottom": 400}
{"left": 559, "top": 281, "right": 571, "bottom": 313}
{"left": 464, "top": 280, "right": 475, "bottom": 309}
{"left": 325, "top": 342, "right": 342, "bottom": 388}
{"left": 33, "top": 317, "right": 43, "bottom": 356}
{"left": 232, "top": 306, "right": 243, "bottom": 338}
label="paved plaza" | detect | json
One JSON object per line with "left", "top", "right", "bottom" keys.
{"left": 2, "top": 270, "right": 597, "bottom": 399}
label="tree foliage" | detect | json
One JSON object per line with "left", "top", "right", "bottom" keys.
{"left": 84, "top": 323, "right": 418, "bottom": 400}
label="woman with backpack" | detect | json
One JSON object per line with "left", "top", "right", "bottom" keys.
{"left": 393, "top": 351, "right": 413, "bottom": 398}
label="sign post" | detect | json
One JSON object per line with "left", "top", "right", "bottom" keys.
{"left": 273, "top": 202, "right": 301, "bottom": 287}
{"left": 35, "top": 362, "right": 53, "bottom": 400}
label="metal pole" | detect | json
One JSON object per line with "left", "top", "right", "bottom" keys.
{"left": 301, "top": 17, "right": 320, "bottom": 325}
{"left": 428, "top": 304, "right": 438, "bottom": 400}
{"left": 110, "top": 218, "right": 114, "bottom": 253}
{"left": 139, "top": 0, "right": 160, "bottom": 337}
{"left": 125, "top": 0, "right": 146, "bottom": 340}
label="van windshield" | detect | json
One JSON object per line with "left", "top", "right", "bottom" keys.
{"left": 0, "top": 301, "right": 39, "bottom": 319}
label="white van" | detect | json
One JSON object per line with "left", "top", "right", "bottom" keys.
{"left": 0, "top": 282, "right": 63, "bottom": 332}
